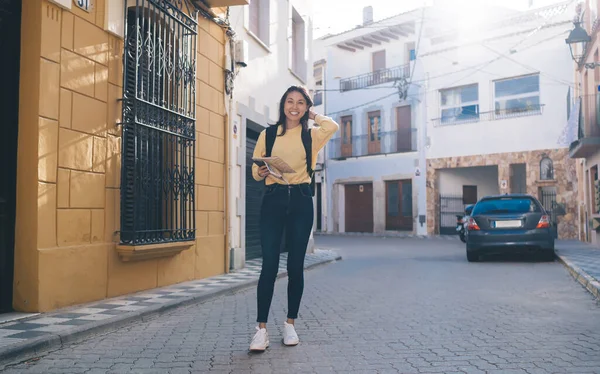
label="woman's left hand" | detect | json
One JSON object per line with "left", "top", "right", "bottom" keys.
{"left": 308, "top": 110, "right": 317, "bottom": 121}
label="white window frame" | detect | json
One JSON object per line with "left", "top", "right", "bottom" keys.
{"left": 290, "top": 6, "right": 306, "bottom": 82}
{"left": 493, "top": 73, "right": 541, "bottom": 119}
{"left": 246, "top": 0, "right": 270, "bottom": 51}
{"left": 439, "top": 84, "right": 479, "bottom": 125}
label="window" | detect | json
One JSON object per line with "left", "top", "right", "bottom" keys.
{"left": 406, "top": 42, "right": 416, "bottom": 63}
{"left": 368, "top": 111, "right": 382, "bottom": 142}
{"left": 494, "top": 74, "right": 540, "bottom": 117}
{"left": 249, "top": 0, "right": 270, "bottom": 46}
{"left": 341, "top": 115, "right": 353, "bottom": 145}
{"left": 372, "top": 50, "right": 386, "bottom": 72}
{"left": 291, "top": 7, "right": 306, "bottom": 80}
{"left": 340, "top": 115, "right": 353, "bottom": 158}
{"left": 314, "top": 66, "right": 323, "bottom": 86}
{"left": 121, "top": 3, "right": 196, "bottom": 245}
{"left": 540, "top": 156, "right": 554, "bottom": 180}
{"left": 313, "top": 91, "right": 323, "bottom": 106}
{"left": 473, "top": 197, "right": 542, "bottom": 216}
{"left": 439, "top": 84, "right": 479, "bottom": 124}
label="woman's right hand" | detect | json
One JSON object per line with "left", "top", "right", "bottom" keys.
{"left": 258, "top": 166, "right": 270, "bottom": 178}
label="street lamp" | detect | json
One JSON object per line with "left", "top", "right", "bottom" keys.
{"left": 565, "top": 21, "right": 596, "bottom": 68}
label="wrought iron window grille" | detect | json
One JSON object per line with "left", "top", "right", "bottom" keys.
{"left": 120, "top": 0, "right": 197, "bottom": 245}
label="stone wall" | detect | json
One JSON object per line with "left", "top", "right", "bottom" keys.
{"left": 426, "top": 149, "right": 578, "bottom": 239}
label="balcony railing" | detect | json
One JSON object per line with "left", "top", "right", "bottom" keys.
{"left": 328, "top": 128, "right": 417, "bottom": 160}
{"left": 431, "top": 104, "right": 544, "bottom": 126}
{"left": 339, "top": 64, "right": 410, "bottom": 92}
{"left": 578, "top": 94, "right": 600, "bottom": 138}
{"left": 569, "top": 94, "right": 600, "bottom": 159}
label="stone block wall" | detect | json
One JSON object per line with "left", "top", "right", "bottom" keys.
{"left": 426, "top": 149, "right": 578, "bottom": 239}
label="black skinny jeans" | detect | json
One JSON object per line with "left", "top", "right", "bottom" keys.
{"left": 256, "top": 183, "right": 314, "bottom": 323}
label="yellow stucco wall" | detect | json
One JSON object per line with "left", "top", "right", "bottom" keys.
{"left": 13, "top": 0, "right": 227, "bottom": 312}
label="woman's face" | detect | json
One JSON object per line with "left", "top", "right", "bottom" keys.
{"left": 284, "top": 91, "right": 308, "bottom": 122}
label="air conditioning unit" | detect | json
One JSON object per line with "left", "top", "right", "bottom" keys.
{"left": 234, "top": 40, "right": 248, "bottom": 67}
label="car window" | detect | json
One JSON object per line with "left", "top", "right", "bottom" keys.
{"left": 472, "top": 198, "right": 541, "bottom": 215}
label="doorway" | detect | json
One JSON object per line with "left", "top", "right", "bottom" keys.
{"left": 386, "top": 180, "right": 413, "bottom": 231}
{"left": 395, "top": 106, "right": 412, "bottom": 152}
{"left": 345, "top": 183, "right": 374, "bottom": 233}
{"left": 0, "top": 0, "right": 22, "bottom": 313}
{"left": 316, "top": 182, "right": 322, "bottom": 231}
{"left": 510, "top": 164, "right": 526, "bottom": 193}
{"left": 245, "top": 124, "right": 262, "bottom": 260}
{"left": 367, "top": 111, "right": 381, "bottom": 155}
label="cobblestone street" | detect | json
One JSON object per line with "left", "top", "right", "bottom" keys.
{"left": 2, "top": 236, "right": 600, "bottom": 374}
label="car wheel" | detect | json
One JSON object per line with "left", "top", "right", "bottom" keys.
{"left": 466, "top": 250, "right": 479, "bottom": 262}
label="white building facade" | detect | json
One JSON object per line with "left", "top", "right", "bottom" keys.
{"left": 227, "top": 0, "right": 315, "bottom": 269}
{"left": 315, "top": 7, "right": 429, "bottom": 236}
{"left": 422, "top": 1, "right": 579, "bottom": 239}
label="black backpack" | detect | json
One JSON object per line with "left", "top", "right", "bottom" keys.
{"left": 265, "top": 125, "right": 315, "bottom": 196}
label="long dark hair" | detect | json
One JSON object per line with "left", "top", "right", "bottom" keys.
{"left": 271, "top": 85, "right": 314, "bottom": 136}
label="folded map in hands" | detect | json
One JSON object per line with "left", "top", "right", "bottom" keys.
{"left": 252, "top": 156, "right": 295, "bottom": 183}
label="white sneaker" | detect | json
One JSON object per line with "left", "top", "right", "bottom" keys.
{"left": 249, "top": 327, "right": 269, "bottom": 351}
{"left": 283, "top": 322, "right": 299, "bottom": 346}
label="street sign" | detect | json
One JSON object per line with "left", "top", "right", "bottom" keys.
{"left": 74, "top": 0, "right": 92, "bottom": 12}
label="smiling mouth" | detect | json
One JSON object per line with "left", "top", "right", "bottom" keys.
{"left": 290, "top": 112, "right": 299, "bottom": 116}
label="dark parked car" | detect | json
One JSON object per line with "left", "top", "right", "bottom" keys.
{"left": 465, "top": 194, "right": 555, "bottom": 262}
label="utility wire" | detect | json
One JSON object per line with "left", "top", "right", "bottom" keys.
{"left": 323, "top": 31, "right": 572, "bottom": 116}
{"left": 326, "top": 92, "right": 399, "bottom": 116}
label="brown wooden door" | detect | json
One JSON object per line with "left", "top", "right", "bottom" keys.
{"left": 368, "top": 111, "right": 381, "bottom": 154}
{"left": 345, "top": 183, "right": 374, "bottom": 233}
{"left": 396, "top": 106, "right": 412, "bottom": 152}
{"left": 341, "top": 115, "right": 353, "bottom": 157}
{"left": 386, "top": 180, "right": 413, "bottom": 231}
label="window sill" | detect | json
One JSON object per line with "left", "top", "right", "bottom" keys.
{"left": 289, "top": 68, "right": 306, "bottom": 84}
{"left": 246, "top": 29, "right": 271, "bottom": 53}
{"left": 537, "top": 179, "right": 557, "bottom": 185}
{"left": 116, "top": 240, "right": 195, "bottom": 262}
{"left": 434, "top": 118, "right": 480, "bottom": 127}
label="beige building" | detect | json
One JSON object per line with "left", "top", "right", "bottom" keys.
{"left": 565, "top": 0, "right": 600, "bottom": 244}
{"left": 0, "top": 0, "right": 246, "bottom": 314}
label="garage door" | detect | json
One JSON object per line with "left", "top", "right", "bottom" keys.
{"left": 345, "top": 183, "right": 374, "bottom": 233}
{"left": 245, "top": 128, "right": 263, "bottom": 260}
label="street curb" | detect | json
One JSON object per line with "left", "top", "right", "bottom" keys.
{"left": 556, "top": 254, "right": 600, "bottom": 301}
{"left": 0, "top": 255, "right": 341, "bottom": 369}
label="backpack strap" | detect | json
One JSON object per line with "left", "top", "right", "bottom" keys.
{"left": 301, "top": 128, "right": 316, "bottom": 196}
{"left": 265, "top": 125, "right": 278, "bottom": 157}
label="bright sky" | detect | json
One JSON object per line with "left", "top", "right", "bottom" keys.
{"left": 313, "top": 0, "right": 568, "bottom": 38}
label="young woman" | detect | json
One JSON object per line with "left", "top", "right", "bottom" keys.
{"left": 249, "top": 85, "right": 339, "bottom": 351}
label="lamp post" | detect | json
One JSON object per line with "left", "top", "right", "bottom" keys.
{"left": 566, "top": 21, "right": 596, "bottom": 68}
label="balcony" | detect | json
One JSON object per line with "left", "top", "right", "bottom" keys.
{"left": 570, "top": 94, "right": 600, "bottom": 159}
{"left": 339, "top": 64, "right": 410, "bottom": 93}
{"left": 328, "top": 128, "right": 417, "bottom": 160}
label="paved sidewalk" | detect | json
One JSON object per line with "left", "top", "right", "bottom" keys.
{"left": 0, "top": 249, "right": 341, "bottom": 368}
{"left": 556, "top": 240, "right": 600, "bottom": 301}
{"left": 315, "top": 231, "right": 460, "bottom": 240}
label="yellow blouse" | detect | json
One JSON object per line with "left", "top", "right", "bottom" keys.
{"left": 251, "top": 114, "right": 339, "bottom": 185}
